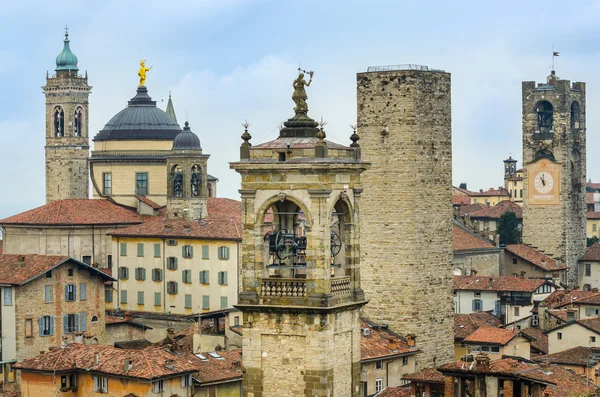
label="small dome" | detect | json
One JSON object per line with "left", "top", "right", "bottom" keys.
{"left": 172, "top": 122, "right": 201, "bottom": 151}
{"left": 55, "top": 32, "right": 79, "bottom": 72}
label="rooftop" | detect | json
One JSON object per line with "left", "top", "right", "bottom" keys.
{"left": 194, "top": 349, "right": 243, "bottom": 385}
{"left": 504, "top": 244, "right": 567, "bottom": 271}
{"left": 401, "top": 367, "right": 444, "bottom": 384}
{"left": 360, "top": 320, "right": 419, "bottom": 362}
{"left": 469, "top": 200, "right": 522, "bottom": 220}
{"left": 454, "top": 275, "right": 550, "bottom": 292}
{"left": 534, "top": 346, "right": 600, "bottom": 367}
{"left": 519, "top": 327, "right": 548, "bottom": 354}
{"left": 453, "top": 221, "right": 496, "bottom": 251}
{"left": 454, "top": 312, "right": 503, "bottom": 341}
{"left": 542, "top": 290, "right": 600, "bottom": 309}
{"left": 462, "top": 328, "right": 521, "bottom": 345}
{"left": 581, "top": 242, "right": 600, "bottom": 261}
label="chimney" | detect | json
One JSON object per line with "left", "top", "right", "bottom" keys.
{"left": 475, "top": 353, "right": 490, "bottom": 371}
{"left": 388, "top": 338, "right": 397, "bottom": 350}
{"left": 470, "top": 269, "right": 478, "bottom": 276}
{"left": 567, "top": 310, "right": 576, "bottom": 322}
{"left": 39, "top": 351, "right": 44, "bottom": 355}
{"left": 124, "top": 359, "right": 133, "bottom": 372}
{"left": 520, "top": 271, "right": 526, "bottom": 279}
{"left": 405, "top": 334, "right": 416, "bottom": 347}
{"left": 17, "top": 256, "right": 25, "bottom": 266}
{"left": 510, "top": 361, "right": 518, "bottom": 369}
{"left": 489, "top": 278, "right": 494, "bottom": 288}
{"left": 94, "top": 352, "right": 99, "bottom": 365}
{"left": 165, "top": 359, "right": 174, "bottom": 370}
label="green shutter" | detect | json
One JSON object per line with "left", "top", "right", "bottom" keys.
{"left": 202, "top": 295, "right": 209, "bottom": 310}
{"left": 154, "top": 292, "right": 161, "bottom": 306}
{"left": 154, "top": 243, "right": 161, "bottom": 257}
{"left": 120, "top": 243, "right": 127, "bottom": 256}
{"left": 185, "top": 294, "right": 192, "bottom": 309}
{"left": 223, "top": 271, "right": 228, "bottom": 285}
{"left": 121, "top": 290, "right": 127, "bottom": 304}
{"left": 138, "top": 291, "right": 144, "bottom": 305}
{"left": 137, "top": 243, "right": 144, "bottom": 257}
{"left": 225, "top": 246, "right": 230, "bottom": 260}
{"left": 202, "top": 245, "right": 209, "bottom": 259}
{"left": 221, "top": 296, "right": 228, "bottom": 309}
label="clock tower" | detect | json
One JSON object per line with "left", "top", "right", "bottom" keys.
{"left": 522, "top": 71, "right": 586, "bottom": 287}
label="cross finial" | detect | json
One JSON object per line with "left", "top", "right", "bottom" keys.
{"left": 65, "top": 24, "right": 69, "bottom": 39}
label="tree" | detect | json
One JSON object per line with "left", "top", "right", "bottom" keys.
{"left": 588, "top": 236, "right": 599, "bottom": 247}
{"left": 497, "top": 211, "right": 522, "bottom": 245}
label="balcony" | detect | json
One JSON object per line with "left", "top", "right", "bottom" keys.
{"left": 261, "top": 278, "right": 306, "bottom": 297}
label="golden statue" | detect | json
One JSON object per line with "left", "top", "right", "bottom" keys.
{"left": 138, "top": 60, "right": 152, "bottom": 86}
{"left": 292, "top": 69, "right": 313, "bottom": 113}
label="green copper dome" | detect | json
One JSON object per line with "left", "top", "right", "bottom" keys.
{"left": 55, "top": 32, "right": 79, "bottom": 72}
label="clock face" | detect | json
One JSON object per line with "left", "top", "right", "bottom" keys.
{"left": 534, "top": 171, "right": 554, "bottom": 194}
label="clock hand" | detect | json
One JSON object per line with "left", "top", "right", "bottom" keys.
{"left": 540, "top": 175, "right": 546, "bottom": 186}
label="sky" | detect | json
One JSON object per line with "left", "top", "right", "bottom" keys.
{"left": 1, "top": 0, "right": 600, "bottom": 220}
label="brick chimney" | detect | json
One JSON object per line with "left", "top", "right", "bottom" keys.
{"left": 405, "top": 334, "right": 416, "bottom": 347}
{"left": 475, "top": 353, "right": 490, "bottom": 371}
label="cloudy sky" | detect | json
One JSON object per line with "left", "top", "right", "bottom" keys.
{"left": 1, "top": 0, "right": 599, "bottom": 219}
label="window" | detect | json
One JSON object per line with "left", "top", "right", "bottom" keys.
{"left": 153, "top": 379, "right": 166, "bottom": 393}
{"left": 67, "top": 268, "right": 74, "bottom": 277}
{"left": 105, "top": 289, "right": 113, "bottom": 303}
{"left": 586, "top": 307, "right": 600, "bottom": 317}
{"left": 107, "top": 255, "right": 112, "bottom": 269}
{"left": 25, "top": 319, "right": 33, "bottom": 338}
{"left": 234, "top": 316, "right": 240, "bottom": 326}
{"left": 3, "top": 288, "right": 11, "bottom": 306}
{"left": 65, "top": 285, "right": 76, "bottom": 302}
{"left": 64, "top": 314, "right": 79, "bottom": 333}
{"left": 592, "top": 336, "right": 597, "bottom": 343}
{"left": 586, "top": 263, "right": 592, "bottom": 277}
{"left": 154, "top": 292, "right": 161, "bottom": 306}
{"left": 202, "top": 245, "right": 209, "bottom": 259}
{"left": 472, "top": 299, "right": 482, "bottom": 311}
{"left": 82, "top": 255, "right": 91, "bottom": 265}
{"left": 38, "top": 317, "right": 53, "bottom": 337}
{"left": 536, "top": 284, "right": 552, "bottom": 294}
{"left": 103, "top": 173, "right": 112, "bottom": 195}
{"left": 166, "top": 239, "right": 178, "bottom": 246}
{"left": 185, "top": 294, "right": 192, "bottom": 309}
{"left": 182, "top": 245, "right": 193, "bottom": 258}
{"left": 218, "top": 246, "right": 230, "bottom": 260}
{"left": 120, "top": 243, "right": 127, "bottom": 256}
{"left": 45, "top": 285, "right": 52, "bottom": 303}
{"left": 181, "top": 374, "right": 193, "bottom": 388}
{"left": 167, "top": 257, "right": 178, "bottom": 270}
{"left": 514, "top": 307, "right": 520, "bottom": 316}
{"left": 182, "top": 270, "right": 192, "bottom": 283}
{"left": 152, "top": 268, "right": 163, "bottom": 281}
{"left": 137, "top": 243, "right": 144, "bottom": 257}
{"left": 137, "top": 291, "right": 144, "bottom": 305}
{"left": 594, "top": 224, "right": 598, "bottom": 232}
{"left": 93, "top": 376, "right": 108, "bottom": 393}
{"left": 119, "top": 267, "right": 129, "bottom": 280}
{"left": 136, "top": 172, "right": 148, "bottom": 196}
{"left": 80, "top": 283, "right": 87, "bottom": 301}
{"left": 167, "top": 282, "right": 178, "bottom": 295}
{"left": 154, "top": 243, "right": 161, "bottom": 257}
{"left": 202, "top": 295, "right": 210, "bottom": 310}
{"left": 557, "top": 332, "right": 563, "bottom": 340}
{"left": 121, "top": 290, "right": 127, "bottom": 304}
{"left": 375, "top": 360, "right": 383, "bottom": 370}
{"left": 520, "top": 189, "right": 523, "bottom": 198}
{"left": 375, "top": 379, "right": 383, "bottom": 393}
{"left": 512, "top": 257, "right": 517, "bottom": 265}
{"left": 361, "top": 382, "right": 368, "bottom": 397}
{"left": 46, "top": 271, "right": 52, "bottom": 278}
{"left": 80, "top": 312, "right": 87, "bottom": 332}
{"left": 218, "top": 271, "right": 228, "bottom": 285}
{"left": 402, "top": 356, "right": 409, "bottom": 366}
{"left": 200, "top": 270, "right": 209, "bottom": 284}
{"left": 221, "top": 296, "right": 228, "bottom": 309}
{"left": 135, "top": 267, "right": 146, "bottom": 281}
{"left": 91, "top": 315, "right": 99, "bottom": 323}
{"left": 491, "top": 346, "right": 500, "bottom": 353}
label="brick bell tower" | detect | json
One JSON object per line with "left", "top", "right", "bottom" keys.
{"left": 43, "top": 29, "right": 91, "bottom": 203}
{"left": 231, "top": 70, "right": 369, "bottom": 397}
{"left": 522, "top": 71, "right": 586, "bottom": 287}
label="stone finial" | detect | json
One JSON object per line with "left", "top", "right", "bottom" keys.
{"left": 240, "top": 120, "right": 252, "bottom": 160}
{"left": 350, "top": 124, "right": 359, "bottom": 147}
{"left": 317, "top": 117, "right": 327, "bottom": 142}
{"left": 315, "top": 118, "right": 328, "bottom": 159}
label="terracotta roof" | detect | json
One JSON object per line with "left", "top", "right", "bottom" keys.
{"left": 459, "top": 203, "right": 485, "bottom": 216}
{"left": 588, "top": 183, "right": 600, "bottom": 191}
{"left": 453, "top": 222, "right": 496, "bottom": 251}
{"left": 360, "top": 320, "right": 419, "bottom": 361}
{"left": 504, "top": 244, "right": 567, "bottom": 271}
{"left": 194, "top": 349, "right": 243, "bottom": 385}
{"left": 0, "top": 254, "right": 115, "bottom": 285}
{"left": 252, "top": 137, "right": 349, "bottom": 150}
{"left": 587, "top": 211, "right": 600, "bottom": 219}
{"left": 469, "top": 188, "right": 510, "bottom": 197}
{"left": 156, "top": 325, "right": 196, "bottom": 354}
{"left": 519, "top": 327, "right": 548, "bottom": 354}
{"left": 575, "top": 317, "right": 600, "bottom": 334}
{"left": 581, "top": 242, "right": 600, "bottom": 261}
{"left": 14, "top": 344, "right": 200, "bottom": 380}
{"left": 137, "top": 196, "right": 164, "bottom": 210}
{"left": 469, "top": 200, "right": 522, "bottom": 220}
{"left": 0, "top": 199, "right": 142, "bottom": 226}
{"left": 108, "top": 198, "right": 241, "bottom": 241}
{"left": 542, "top": 290, "right": 600, "bottom": 309}
{"left": 462, "top": 328, "right": 520, "bottom": 345}
{"left": 454, "top": 313, "right": 502, "bottom": 341}
{"left": 114, "top": 340, "right": 153, "bottom": 350}
{"left": 375, "top": 386, "right": 412, "bottom": 397}
{"left": 587, "top": 192, "right": 595, "bottom": 205}
{"left": 453, "top": 195, "right": 470, "bottom": 206}
{"left": 543, "top": 365, "right": 600, "bottom": 396}
{"left": 401, "top": 367, "right": 444, "bottom": 384}
{"left": 547, "top": 309, "right": 570, "bottom": 322}
{"left": 454, "top": 275, "right": 548, "bottom": 292}
{"left": 534, "top": 346, "right": 599, "bottom": 366}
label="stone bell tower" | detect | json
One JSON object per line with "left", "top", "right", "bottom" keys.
{"left": 231, "top": 71, "right": 369, "bottom": 397}
{"left": 522, "top": 71, "right": 586, "bottom": 287}
{"left": 43, "top": 29, "right": 91, "bottom": 203}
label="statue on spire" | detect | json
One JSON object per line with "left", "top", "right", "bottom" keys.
{"left": 138, "top": 60, "right": 152, "bottom": 86}
{"left": 292, "top": 68, "right": 313, "bottom": 114}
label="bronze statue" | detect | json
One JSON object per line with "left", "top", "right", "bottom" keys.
{"left": 292, "top": 69, "right": 313, "bottom": 113}
{"left": 138, "top": 60, "right": 152, "bottom": 86}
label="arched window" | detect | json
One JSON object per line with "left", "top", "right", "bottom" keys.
{"left": 534, "top": 148, "right": 555, "bottom": 162}
{"left": 191, "top": 165, "right": 202, "bottom": 197}
{"left": 330, "top": 197, "right": 353, "bottom": 278}
{"left": 263, "top": 198, "right": 306, "bottom": 274}
{"left": 171, "top": 165, "right": 183, "bottom": 197}
{"left": 535, "top": 101, "right": 553, "bottom": 134}
{"left": 54, "top": 106, "right": 64, "bottom": 137}
{"left": 453, "top": 268, "right": 462, "bottom": 276}
{"left": 74, "top": 107, "right": 83, "bottom": 137}
{"left": 571, "top": 101, "right": 581, "bottom": 130}
{"left": 91, "top": 315, "right": 99, "bottom": 323}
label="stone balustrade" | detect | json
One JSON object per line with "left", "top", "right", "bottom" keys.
{"left": 330, "top": 277, "right": 352, "bottom": 296}
{"left": 261, "top": 278, "right": 306, "bottom": 297}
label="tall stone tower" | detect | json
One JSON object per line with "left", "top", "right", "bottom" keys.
{"left": 357, "top": 65, "right": 453, "bottom": 367}
{"left": 522, "top": 71, "right": 586, "bottom": 287}
{"left": 166, "top": 121, "right": 209, "bottom": 220}
{"left": 231, "top": 71, "right": 369, "bottom": 397}
{"left": 504, "top": 156, "right": 517, "bottom": 180}
{"left": 43, "top": 30, "right": 91, "bottom": 203}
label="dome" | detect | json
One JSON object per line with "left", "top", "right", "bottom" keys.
{"left": 172, "top": 122, "right": 202, "bottom": 151}
{"left": 55, "top": 32, "right": 79, "bottom": 72}
{"left": 93, "top": 86, "right": 182, "bottom": 141}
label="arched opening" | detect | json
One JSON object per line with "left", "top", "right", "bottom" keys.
{"left": 571, "top": 101, "right": 581, "bottom": 130}
{"left": 191, "top": 165, "right": 202, "bottom": 197}
{"left": 74, "top": 107, "right": 83, "bottom": 137}
{"left": 534, "top": 148, "right": 555, "bottom": 162}
{"left": 91, "top": 315, "right": 99, "bottom": 323}
{"left": 330, "top": 197, "right": 353, "bottom": 278}
{"left": 171, "top": 165, "right": 183, "bottom": 197}
{"left": 535, "top": 101, "right": 553, "bottom": 135}
{"left": 453, "top": 267, "right": 463, "bottom": 276}
{"left": 54, "top": 106, "right": 64, "bottom": 137}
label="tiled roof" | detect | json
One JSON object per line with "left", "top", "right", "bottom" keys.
{"left": 459, "top": 203, "right": 485, "bottom": 216}
{"left": 157, "top": 325, "right": 196, "bottom": 354}
{"left": 454, "top": 313, "right": 502, "bottom": 340}
{"left": 547, "top": 309, "right": 569, "bottom": 322}
{"left": 581, "top": 242, "right": 600, "bottom": 261}
{"left": 360, "top": 320, "right": 419, "bottom": 361}
{"left": 520, "top": 327, "right": 548, "bottom": 354}
{"left": 137, "top": 196, "right": 164, "bottom": 210}
{"left": 575, "top": 317, "right": 600, "bottom": 334}
{"left": 252, "top": 137, "right": 349, "bottom": 150}
{"left": 454, "top": 275, "right": 548, "bottom": 292}
{"left": 469, "top": 200, "right": 523, "bottom": 220}
{"left": 587, "top": 193, "right": 595, "bottom": 205}
{"left": 587, "top": 211, "right": 600, "bottom": 219}
{"left": 108, "top": 198, "right": 241, "bottom": 240}
{"left": 194, "top": 349, "right": 243, "bottom": 384}
{"left": 375, "top": 386, "right": 412, "bottom": 397}
{"left": 14, "top": 344, "right": 199, "bottom": 380}
{"left": 542, "top": 290, "right": 600, "bottom": 309}
{"left": 462, "top": 328, "right": 520, "bottom": 345}
{"left": 469, "top": 188, "right": 510, "bottom": 197}
{"left": 0, "top": 199, "right": 142, "bottom": 226}
{"left": 453, "top": 222, "right": 496, "bottom": 251}
{"left": 401, "top": 367, "right": 444, "bottom": 384}
{"left": 534, "top": 346, "right": 598, "bottom": 366}
{"left": 114, "top": 340, "right": 153, "bottom": 350}
{"left": 504, "top": 244, "right": 567, "bottom": 271}
{"left": 543, "top": 365, "right": 600, "bottom": 396}
{"left": 0, "top": 255, "right": 115, "bottom": 285}
{"left": 452, "top": 195, "right": 470, "bottom": 206}
{"left": 588, "top": 182, "right": 600, "bottom": 191}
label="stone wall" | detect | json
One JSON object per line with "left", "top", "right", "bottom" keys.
{"left": 453, "top": 250, "right": 501, "bottom": 276}
{"left": 104, "top": 323, "right": 147, "bottom": 345}
{"left": 357, "top": 68, "right": 454, "bottom": 367}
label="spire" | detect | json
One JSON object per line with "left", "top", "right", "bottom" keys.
{"left": 55, "top": 28, "right": 79, "bottom": 72}
{"left": 166, "top": 91, "right": 177, "bottom": 122}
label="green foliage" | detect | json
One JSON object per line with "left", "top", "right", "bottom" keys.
{"left": 588, "top": 236, "right": 599, "bottom": 247}
{"left": 497, "top": 211, "right": 522, "bottom": 245}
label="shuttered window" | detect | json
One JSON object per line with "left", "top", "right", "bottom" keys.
{"left": 154, "top": 292, "right": 161, "bottom": 306}
{"left": 185, "top": 294, "right": 192, "bottom": 309}
{"left": 154, "top": 243, "right": 161, "bottom": 257}
{"left": 79, "top": 283, "right": 87, "bottom": 301}
{"left": 202, "top": 295, "right": 210, "bottom": 310}
{"left": 45, "top": 285, "right": 52, "bottom": 303}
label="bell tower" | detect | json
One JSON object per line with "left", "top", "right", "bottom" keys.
{"left": 43, "top": 29, "right": 91, "bottom": 203}
{"left": 522, "top": 71, "right": 586, "bottom": 287}
{"left": 231, "top": 71, "right": 369, "bottom": 397}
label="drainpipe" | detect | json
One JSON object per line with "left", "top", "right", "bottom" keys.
{"left": 67, "top": 226, "right": 74, "bottom": 257}
{"left": 92, "top": 225, "right": 95, "bottom": 264}
{"left": 163, "top": 238, "right": 166, "bottom": 312}
{"left": 116, "top": 237, "right": 120, "bottom": 309}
